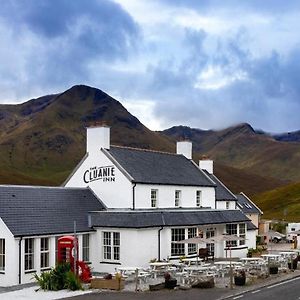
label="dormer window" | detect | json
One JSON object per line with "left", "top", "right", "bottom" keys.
{"left": 151, "top": 189, "right": 158, "bottom": 208}
{"left": 175, "top": 190, "right": 181, "bottom": 207}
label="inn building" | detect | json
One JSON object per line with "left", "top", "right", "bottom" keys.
{"left": 0, "top": 126, "right": 258, "bottom": 286}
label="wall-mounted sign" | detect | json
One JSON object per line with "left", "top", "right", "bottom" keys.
{"left": 83, "top": 165, "right": 115, "bottom": 183}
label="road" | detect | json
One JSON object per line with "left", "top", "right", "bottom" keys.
{"left": 62, "top": 277, "right": 300, "bottom": 300}
{"left": 225, "top": 277, "right": 300, "bottom": 300}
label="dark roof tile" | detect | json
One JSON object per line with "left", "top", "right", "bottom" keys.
{"left": 90, "top": 209, "right": 249, "bottom": 228}
{"left": 107, "top": 146, "right": 215, "bottom": 187}
{"left": 0, "top": 185, "right": 105, "bottom": 236}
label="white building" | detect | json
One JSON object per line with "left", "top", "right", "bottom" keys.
{"left": 0, "top": 125, "right": 258, "bottom": 286}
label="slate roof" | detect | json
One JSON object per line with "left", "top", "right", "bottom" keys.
{"left": 90, "top": 209, "right": 249, "bottom": 228}
{"left": 206, "top": 172, "right": 237, "bottom": 201}
{"left": 246, "top": 221, "right": 258, "bottom": 231}
{"left": 236, "top": 193, "right": 262, "bottom": 215}
{"left": 0, "top": 185, "right": 105, "bottom": 237}
{"left": 106, "top": 146, "right": 215, "bottom": 187}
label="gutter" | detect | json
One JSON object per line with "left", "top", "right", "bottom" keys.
{"left": 132, "top": 183, "right": 136, "bottom": 210}
{"left": 18, "top": 237, "right": 23, "bottom": 284}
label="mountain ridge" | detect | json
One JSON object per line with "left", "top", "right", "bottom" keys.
{"left": 0, "top": 84, "right": 298, "bottom": 201}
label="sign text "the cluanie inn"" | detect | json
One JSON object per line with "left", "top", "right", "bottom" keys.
{"left": 83, "top": 165, "right": 115, "bottom": 183}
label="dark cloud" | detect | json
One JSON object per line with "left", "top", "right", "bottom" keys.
{"left": 141, "top": 28, "right": 300, "bottom": 132}
{"left": 0, "top": 0, "right": 139, "bottom": 100}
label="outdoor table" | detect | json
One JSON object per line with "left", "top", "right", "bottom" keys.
{"left": 182, "top": 257, "right": 203, "bottom": 266}
{"left": 261, "top": 254, "right": 280, "bottom": 260}
{"left": 149, "top": 262, "right": 173, "bottom": 278}
{"left": 185, "top": 265, "right": 211, "bottom": 275}
{"left": 279, "top": 251, "right": 297, "bottom": 257}
{"left": 240, "top": 257, "right": 266, "bottom": 271}
{"left": 240, "top": 257, "right": 264, "bottom": 262}
{"left": 214, "top": 261, "right": 243, "bottom": 266}
{"left": 115, "top": 267, "right": 142, "bottom": 278}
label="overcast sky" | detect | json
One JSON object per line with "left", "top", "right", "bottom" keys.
{"left": 1, "top": 0, "right": 300, "bottom": 133}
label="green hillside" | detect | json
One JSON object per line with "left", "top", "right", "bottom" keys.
{"left": 253, "top": 182, "right": 300, "bottom": 221}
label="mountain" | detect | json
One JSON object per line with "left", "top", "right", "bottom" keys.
{"left": 0, "top": 85, "right": 173, "bottom": 185}
{"left": 253, "top": 182, "right": 300, "bottom": 221}
{"left": 162, "top": 124, "right": 300, "bottom": 183}
{"left": 0, "top": 84, "right": 298, "bottom": 206}
{"left": 273, "top": 130, "right": 300, "bottom": 142}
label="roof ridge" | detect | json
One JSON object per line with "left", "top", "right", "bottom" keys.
{"left": 110, "top": 145, "right": 179, "bottom": 156}
{"left": 0, "top": 184, "right": 90, "bottom": 190}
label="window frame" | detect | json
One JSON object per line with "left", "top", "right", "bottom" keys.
{"left": 151, "top": 189, "right": 158, "bottom": 208}
{"left": 40, "top": 237, "right": 49, "bottom": 270}
{"left": 226, "top": 201, "right": 230, "bottom": 209}
{"left": 196, "top": 190, "right": 202, "bottom": 207}
{"left": 24, "top": 238, "right": 35, "bottom": 272}
{"left": 82, "top": 234, "right": 90, "bottom": 262}
{"left": 239, "top": 223, "right": 246, "bottom": 246}
{"left": 0, "top": 239, "right": 5, "bottom": 273}
{"left": 225, "top": 224, "right": 238, "bottom": 247}
{"left": 175, "top": 190, "right": 181, "bottom": 207}
{"left": 171, "top": 228, "right": 185, "bottom": 256}
{"left": 187, "top": 228, "right": 197, "bottom": 254}
{"left": 102, "top": 231, "right": 120, "bottom": 262}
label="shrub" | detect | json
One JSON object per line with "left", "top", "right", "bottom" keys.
{"left": 34, "top": 262, "right": 82, "bottom": 291}
{"left": 65, "top": 271, "right": 83, "bottom": 291}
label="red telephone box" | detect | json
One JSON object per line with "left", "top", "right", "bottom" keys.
{"left": 57, "top": 236, "right": 78, "bottom": 273}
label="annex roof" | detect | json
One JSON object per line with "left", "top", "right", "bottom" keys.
{"left": 206, "top": 172, "right": 237, "bottom": 201}
{"left": 0, "top": 185, "right": 105, "bottom": 237}
{"left": 90, "top": 209, "right": 249, "bottom": 228}
{"left": 106, "top": 146, "right": 215, "bottom": 187}
{"left": 236, "top": 192, "right": 263, "bottom": 215}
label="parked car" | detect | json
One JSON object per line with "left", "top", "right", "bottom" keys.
{"left": 268, "top": 230, "right": 285, "bottom": 243}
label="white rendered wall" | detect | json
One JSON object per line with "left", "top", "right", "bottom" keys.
{"left": 65, "top": 151, "right": 132, "bottom": 208}
{"left": 0, "top": 218, "right": 19, "bottom": 287}
{"left": 216, "top": 201, "right": 237, "bottom": 210}
{"left": 0, "top": 233, "right": 94, "bottom": 286}
{"left": 93, "top": 224, "right": 249, "bottom": 275}
{"left": 135, "top": 184, "right": 215, "bottom": 209}
{"left": 246, "top": 230, "right": 256, "bottom": 249}
{"left": 93, "top": 228, "right": 159, "bottom": 274}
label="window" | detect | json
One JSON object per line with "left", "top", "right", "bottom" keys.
{"left": 40, "top": 238, "right": 49, "bottom": 269}
{"left": 25, "top": 239, "right": 34, "bottom": 271}
{"left": 226, "top": 224, "right": 237, "bottom": 247}
{"left": 188, "top": 228, "right": 197, "bottom": 254}
{"left": 82, "top": 234, "right": 90, "bottom": 262}
{"left": 226, "top": 201, "right": 230, "bottom": 209}
{"left": 175, "top": 190, "right": 181, "bottom": 207}
{"left": 103, "top": 232, "right": 120, "bottom": 261}
{"left": 0, "top": 239, "right": 5, "bottom": 272}
{"left": 239, "top": 223, "right": 246, "bottom": 246}
{"left": 171, "top": 228, "right": 185, "bottom": 256}
{"left": 196, "top": 191, "right": 202, "bottom": 207}
{"left": 151, "top": 189, "right": 158, "bottom": 208}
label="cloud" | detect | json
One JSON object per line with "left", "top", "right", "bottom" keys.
{"left": 0, "top": 0, "right": 139, "bottom": 101}
{"left": 1, "top": 0, "right": 300, "bottom": 132}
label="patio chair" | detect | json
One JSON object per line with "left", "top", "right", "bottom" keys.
{"left": 199, "top": 248, "right": 214, "bottom": 261}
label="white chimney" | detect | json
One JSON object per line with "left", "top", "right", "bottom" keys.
{"left": 176, "top": 141, "right": 192, "bottom": 159}
{"left": 86, "top": 125, "right": 110, "bottom": 153}
{"left": 199, "top": 157, "right": 213, "bottom": 174}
